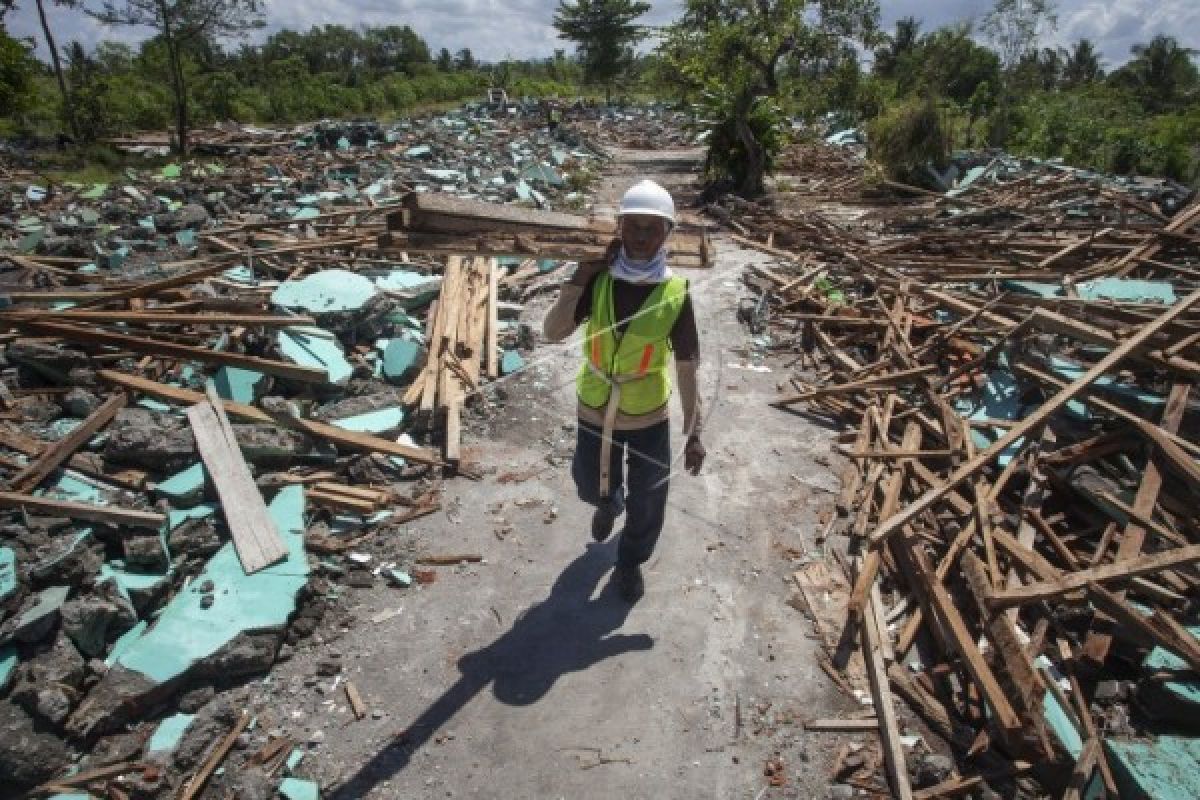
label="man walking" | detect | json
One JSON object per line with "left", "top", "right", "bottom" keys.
{"left": 543, "top": 180, "right": 706, "bottom": 602}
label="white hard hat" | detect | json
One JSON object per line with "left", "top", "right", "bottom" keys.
{"left": 618, "top": 180, "right": 675, "bottom": 225}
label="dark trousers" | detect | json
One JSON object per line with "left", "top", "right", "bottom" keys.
{"left": 571, "top": 418, "right": 671, "bottom": 567}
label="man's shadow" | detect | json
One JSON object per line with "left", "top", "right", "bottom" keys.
{"left": 329, "top": 543, "right": 654, "bottom": 798}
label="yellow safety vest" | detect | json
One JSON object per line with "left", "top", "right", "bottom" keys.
{"left": 577, "top": 273, "right": 687, "bottom": 415}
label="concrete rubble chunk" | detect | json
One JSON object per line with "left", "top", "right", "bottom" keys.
{"left": 1, "top": 585, "right": 70, "bottom": 645}
{"left": 12, "top": 631, "right": 86, "bottom": 726}
{"left": 0, "top": 699, "right": 75, "bottom": 789}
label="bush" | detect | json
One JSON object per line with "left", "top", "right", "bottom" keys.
{"left": 867, "top": 96, "right": 950, "bottom": 184}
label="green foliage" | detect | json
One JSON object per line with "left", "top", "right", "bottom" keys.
{"left": 0, "top": 26, "right": 35, "bottom": 114}
{"left": 553, "top": 0, "right": 651, "bottom": 96}
{"left": 867, "top": 96, "right": 949, "bottom": 183}
{"left": 1004, "top": 85, "right": 1199, "bottom": 182}
{"left": 1108, "top": 35, "right": 1198, "bottom": 113}
{"left": 692, "top": 88, "right": 787, "bottom": 190}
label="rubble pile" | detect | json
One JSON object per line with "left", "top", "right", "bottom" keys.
{"left": 739, "top": 159, "right": 1200, "bottom": 797}
{"left": 0, "top": 104, "right": 629, "bottom": 796}
{"left": 574, "top": 106, "right": 694, "bottom": 150}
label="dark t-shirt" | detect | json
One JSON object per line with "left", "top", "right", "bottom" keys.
{"left": 573, "top": 274, "right": 699, "bottom": 361}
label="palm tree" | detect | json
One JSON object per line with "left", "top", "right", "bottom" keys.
{"left": 1111, "top": 35, "right": 1199, "bottom": 112}
{"left": 1061, "top": 38, "right": 1103, "bottom": 87}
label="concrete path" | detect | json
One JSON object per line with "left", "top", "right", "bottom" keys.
{"left": 272, "top": 149, "right": 849, "bottom": 800}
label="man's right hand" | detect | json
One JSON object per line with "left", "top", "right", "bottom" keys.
{"left": 570, "top": 237, "right": 621, "bottom": 286}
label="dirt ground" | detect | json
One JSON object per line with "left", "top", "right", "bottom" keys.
{"left": 262, "top": 148, "right": 853, "bottom": 799}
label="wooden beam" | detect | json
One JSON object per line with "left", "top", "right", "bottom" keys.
{"left": 98, "top": 370, "right": 442, "bottom": 466}
{"left": 16, "top": 320, "right": 327, "bottom": 383}
{"left": 861, "top": 583, "right": 913, "bottom": 800}
{"left": 187, "top": 385, "right": 288, "bottom": 574}
{"left": 0, "top": 491, "right": 164, "bottom": 529}
{"left": 8, "top": 394, "right": 126, "bottom": 492}
{"left": 3, "top": 311, "right": 316, "bottom": 327}
{"left": 989, "top": 543, "right": 1200, "bottom": 609}
{"left": 868, "top": 287, "right": 1200, "bottom": 548}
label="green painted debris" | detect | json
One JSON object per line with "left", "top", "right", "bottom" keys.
{"left": 161, "top": 164, "right": 182, "bottom": 179}
{"left": 1141, "top": 622, "right": 1200, "bottom": 717}
{"left": 291, "top": 207, "right": 320, "bottom": 221}
{"left": 384, "top": 568, "right": 412, "bottom": 588}
{"left": 278, "top": 327, "right": 352, "bottom": 385}
{"left": 1107, "top": 736, "right": 1200, "bottom": 800}
{"left": 154, "top": 463, "right": 207, "bottom": 507}
{"left": 1077, "top": 278, "right": 1176, "bottom": 304}
{"left": 214, "top": 366, "right": 267, "bottom": 405}
{"left": 223, "top": 265, "right": 256, "bottom": 285}
{"left": 168, "top": 503, "right": 217, "bottom": 530}
{"left": 958, "top": 368, "right": 1024, "bottom": 466}
{"left": 18, "top": 229, "right": 43, "bottom": 254}
{"left": 176, "top": 230, "right": 197, "bottom": 247}
{"left": 0, "top": 643, "right": 17, "bottom": 692}
{"left": 114, "top": 486, "right": 308, "bottom": 684}
{"left": 285, "top": 747, "right": 305, "bottom": 773}
{"left": 80, "top": 183, "right": 108, "bottom": 200}
{"left": 271, "top": 270, "right": 377, "bottom": 314}
{"left": 501, "top": 349, "right": 524, "bottom": 375}
{"left": 1049, "top": 355, "right": 1165, "bottom": 420}
{"left": 382, "top": 337, "right": 420, "bottom": 383}
{"left": 146, "top": 712, "right": 195, "bottom": 754}
{"left": 279, "top": 777, "right": 320, "bottom": 800}
{"left": 330, "top": 407, "right": 405, "bottom": 435}
{"left": 405, "top": 145, "right": 432, "bottom": 159}
{"left": 520, "top": 162, "right": 564, "bottom": 187}
{"left": 0, "top": 546, "right": 15, "bottom": 601}
{"left": 1042, "top": 676, "right": 1104, "bottom": 800}
{"left": 99, "top": 563, "right": 170, "bottom": 607}
{"left": 46, "top": 794, "right": 91, "bottom": 800}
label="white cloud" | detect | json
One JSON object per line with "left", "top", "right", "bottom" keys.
{"left": 3, "top": 0, "right": 1196, "bottom": 67}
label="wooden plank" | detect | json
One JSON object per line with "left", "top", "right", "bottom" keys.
{"left": 774, "top": 364, "right": 938, "bottom": 406}
{"left": 867, "top": 287, "right": 1200, "bottom": 548}
{"left": 1062, "top": 737, "right": 1100, "bottom": 800}
{"left": 98, "top": 370, "right": 442, "bottom": 466}
{"left": 17, "top": 320, "right": 327, "bottom": 383}
{"left": 1028, "top": 307, "right": 1200, "bottom": 377}
{"left": 861, "top": 583, "right": 913, "bottom": 800}
{"left": 186, "top": 386, "right": 288, "bottom": 574}
{"left": 179, "top": 710, "right": 251, "bottom": 800}
{"left": 0, "top": 490, "right": 164, "bottom": 528}
{"left": 8, "top": 394, "right": 126, "bottom": 492}
{"left": 345, "top": 682, "right": 367, "bottom": 720}
{"left": 3, "top": 311, "right": 317, "bottom": 327}
{"left": 989, "top": 543, "right": 1200, "bottom": 609}
{"left": 486, "top": 258, "right": 499, "bottom": 380}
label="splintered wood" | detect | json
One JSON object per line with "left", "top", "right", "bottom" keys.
{"left": 404, "top": 255, "right": 497, "bottom": 463}
{"left": 751, "top": 171, "right": 1200, "bottom": 797}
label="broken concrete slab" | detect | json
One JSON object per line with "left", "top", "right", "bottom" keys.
{"left": 279, "top": 777, "right": 321, "bottom": 800}
{"left": 381, "top": 337, "right": 422, "bottom": 383}
{"left": 66, "top": 486, "right": 308, "bottom": 741}
{"left": 153, "top": 462, "right": 208, "bottom": 507}
{"left": 329, "top": 407, "right": 405, "bottom": 436}
{"left": 61, "top": 587, "right": 136, "bottom": 659}
{"left": 145, "top": 711, "right": 196, "bottom": 759}
{"left": 214, "top": 366, "right": 268, "bottom": 405}
{"left": 11, "top": 631, "right": 86, "bottom": 726}
{"left": 1, "top": 585, "right": 70, "bottom": 645}
{"left": 0, "top": 699, "right": 75, "bottom": 788}
{"left": 0, "top": 644, "right": 16, "bottom": 693}
{"left": 277, "top": 327, "right": 354, "bottom": 386}
{"left": 0, "top": 546, "right": 15, "bottom": 603}
{"left": 271, "top": 269, "right": 377, "bottom": 314}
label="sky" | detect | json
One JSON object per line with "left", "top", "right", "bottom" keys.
{"left": 3, "top": 0, "right": 1197, "bottom": 70}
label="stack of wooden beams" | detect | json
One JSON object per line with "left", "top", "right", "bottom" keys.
{"left": 403, "top": 255, "right": 499, "bottom": 464}
{"left": 379, "top": 191, "right": 714, "bottom": 268}
{"left": 754, "top": 184, "right": 1200, "bottom": 797}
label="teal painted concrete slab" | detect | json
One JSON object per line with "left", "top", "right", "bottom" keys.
{"left": 114, "top": 486, "right": 308, "bottom": 684}
{"left": 501, "top": 349, "right": 525, "bottom": 375}
{"left": 381, "top": 337, "right": 420, "bottom": 383}
{"left": 99, "top": 564, "right": 169, "bottom": 606}
{"left": 1077, "top": 278, "right": 1176, "bottom": 304}
{"left": 146, "top": 712, "right": 195, "bottom": 754}
{"left": 285, "top": 747, "right": 305, "bottom": 773}
{"left": 214, "top": 367, "right": 267, "bottom": 405}
{"left": 1142, "top": 623, "right": 1200, "bottom": 708}
{"left": 1106, "top": 736, "right": 1200, "bottom": 800}
{"left": 47, "top": 794, "right": 91, "bottom": 800}
{"left": 0, "top": 643, "right": 17, "bottom": 691}
{"left": 956, "top": 367, "right": 1024, "bottom": 467}
{"left": 169, "top": 503, "right": 216, "bottom": 530}
{"left": 1042, "top": 673, "right": 1104, "bottom": 800}
{"left": 154, "top": 463, "right": 207, "bottom": 508}
{"left": 0, "top": 546, "right": 15, "bottom": 602}
{"left": 279, "top": 777, "right": 320, "bottom": 800}
{"left": 105, "top": 620, "right": 147, "bottom": 666}
{"left": 278, "top": 328, "right": 351, "bottom": 386}
{"left": 373, "top": 270, "right": 440, "bottom": 309}
{"left": 330, "top": 407, "right": 405, "bottom": 435}
{"left": 1049, "top": 355, "right": 1165, "bottom": 420}
{"left": 271, "top": 270, "right": 377, "bottom": 314}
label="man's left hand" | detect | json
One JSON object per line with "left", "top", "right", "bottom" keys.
{"left": 684, "top": 435, "right": 706, "bottom": 475}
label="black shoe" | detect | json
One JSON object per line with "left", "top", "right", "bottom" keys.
{"left": 591, "top": 509, "right": 616, "bottom": 542}
{"left": 614, "top": 564, "right": 644, "bottom": 603}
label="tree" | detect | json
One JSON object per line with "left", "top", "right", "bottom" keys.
{"left": 455, "top": 48, "right": 475, "bottom": 70}
{"left": 0, "top": 25, "right": 34, "bottom": 115}
{"left": 1061, "top": 38, "right": 1103, "bottom": 87}
{"left": 436, "top": 47, "right": 453, "bottom": 72}
{"left": 89, "top": 0, "right": 264, "bottom": 155}
{"left": 1109, "top": 35, "right": 1198, "bottom": 113}
{"left": 7, "top": 1, "right": 83, "bottom": 140}
{"left": 873, "top": 16, "right": 920, "bottom": 79}
{"left": 980, "top": 0, "right": 1056, "bottom": 71}
{"left": 553, "top": 0, "right": 651, "bottom": 101}
{"left": 662, "top": 0, "right": 879, "bottom": 195}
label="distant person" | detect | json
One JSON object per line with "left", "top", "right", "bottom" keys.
{"left": 542, "top": 180, "right": 706, "bottom": 602}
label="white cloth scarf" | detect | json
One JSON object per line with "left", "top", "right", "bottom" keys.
{"left": 609, "top": 245, "right": 672, "bottom": 284}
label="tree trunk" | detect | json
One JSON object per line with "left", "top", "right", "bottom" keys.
{"left": 34, "top": 0, "right": 79, "bottom": 142}
{"left": 158, "top": 5, "right": 189, "bottom": 157}
{"left": 733, "top": 94, "right": 765, "bottom": 197}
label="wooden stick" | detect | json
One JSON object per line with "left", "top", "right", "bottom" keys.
{"left": 179, "top": 710, "right": 251, "bottom": 800}
{"left": 868, "top": 287, "right": 1200, "bottom": 547}
{"left": 0, "top": 490, "right": 164, "bottom": 528}
{"left": 8, "top": 394, "right": 126, "bottom": 492}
